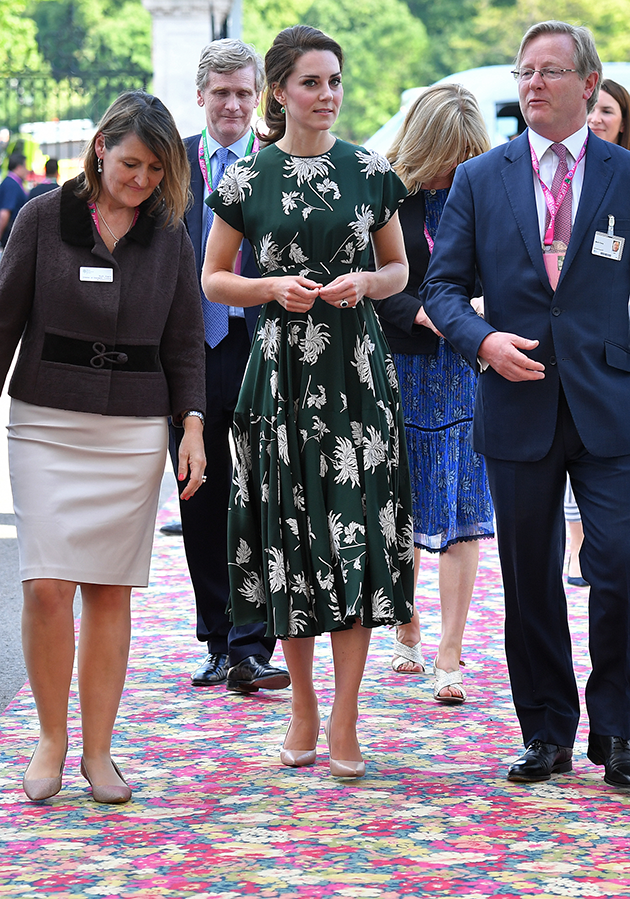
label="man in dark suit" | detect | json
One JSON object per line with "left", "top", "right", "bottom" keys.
{"left": 170, "top": 39, "right": 290, "bottom": 694}
{"left": 423, "top": 20, "right": 630, "bottom": 788}
{"left": 28, "top": 158, "right": 59, "bottom": 199}
{"left": 0, "top": 153, "right": 28, "bottom": 249}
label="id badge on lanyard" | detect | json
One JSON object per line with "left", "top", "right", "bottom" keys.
{"left": 530, "top": 138, "right": 587, "bottom": 289}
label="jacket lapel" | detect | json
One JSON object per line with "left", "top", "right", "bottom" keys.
{"left": 561, "top": 133, "right": 613, "bottom": 275}
{"left": 185, "top": 135, "right": 204, "bottom": 273}
{"left": 500, "top": 132, "right": 553, "bottom": 295}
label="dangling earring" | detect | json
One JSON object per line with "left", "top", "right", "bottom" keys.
{"left": 281, "top": 106, "right": 285, "bottom": 114}
{"left": 97, "top": 156, "right": 103, "bottom": 174}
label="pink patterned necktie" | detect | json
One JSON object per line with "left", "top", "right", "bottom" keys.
{"left": 546, "top": 142, "right": 572, "bottom": 246}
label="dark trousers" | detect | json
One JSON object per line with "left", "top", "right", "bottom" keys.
{"left": 169, "top": 319, "right": 275, "bottom": 665}
{"left": 485, "top": 388, "right": 630, "bottom": 747}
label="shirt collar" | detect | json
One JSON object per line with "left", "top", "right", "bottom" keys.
{"left": 204, "top": 130, "right": 253, "bottom": 162}
{"left": 528, "top": 123, "right": 589, "bottom": 162}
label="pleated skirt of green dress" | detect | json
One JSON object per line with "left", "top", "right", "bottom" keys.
{"left": 227, "top": 296, "right": 415, "bottom": 638}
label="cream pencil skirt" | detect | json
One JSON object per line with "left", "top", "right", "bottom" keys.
{"left": 8, "top": 399, "right": 168, "bottom": 586}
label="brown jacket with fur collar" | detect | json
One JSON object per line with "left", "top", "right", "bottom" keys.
{"left": 0, "top": 176, "right": 205, "bottom": 421}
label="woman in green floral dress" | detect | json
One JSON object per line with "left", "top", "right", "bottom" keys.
{"left": 203, "top": 25, "right": 413, "bottom": 778}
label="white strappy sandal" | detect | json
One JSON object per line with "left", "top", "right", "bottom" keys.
{"left": 391, "top": 637, "right": 427, "bottom": 674}
{"left": 433, "top": 659, "right": 467, "bottom": 704}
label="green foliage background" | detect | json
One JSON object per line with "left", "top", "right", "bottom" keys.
{"left": 5, "top": 0, "right": 630, "bottom": 143}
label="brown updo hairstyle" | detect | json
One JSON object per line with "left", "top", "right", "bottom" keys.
{"left": 261, "top": 25, "right": 344, "bottom": 145}
{"left": 78, "top": 90, "right": 191, "bottom": 225}
{"left": 599, "top": 79, "right": 630, "bottom": 149}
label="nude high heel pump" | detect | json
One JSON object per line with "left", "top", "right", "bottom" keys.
{"left": 324, "top": 717, "right": 366, "bottom": 778}
{"left": 280, "top": 717, "right": 319, "bottom": 767}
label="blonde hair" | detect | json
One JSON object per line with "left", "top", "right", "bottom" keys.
{"left": 79, "top": 91, "right": 190, "bottom": 225}
{"left": 388, "top": 83, "right": 490, "bottom": 194}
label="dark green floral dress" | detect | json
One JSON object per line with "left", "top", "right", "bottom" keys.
{"left": 208, "top": 139, "right": 414, "bottom": 637}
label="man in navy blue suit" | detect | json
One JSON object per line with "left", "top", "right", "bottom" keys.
{"left": 169, "top": 39, "right": 290, "bottom": 694}
{"left": 423, "top": 20, "right": 630, "bottom": 787}
{"left": 0, "top": 153, "right": 28, "bottom": 250}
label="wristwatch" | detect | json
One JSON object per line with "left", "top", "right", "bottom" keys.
{"left": 182, "top": 410, "right": 205, "bottom": 426}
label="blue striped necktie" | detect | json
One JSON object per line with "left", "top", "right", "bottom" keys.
{"left": 202, "top": 146, "right": 231, "bottom": 348}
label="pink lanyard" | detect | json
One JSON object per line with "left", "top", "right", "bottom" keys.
{"left": 529, "top": 137, "right": 587, "bottom": 246}
{"left": 198, "top": 129, "right": 259, "bottom": 193}
{"left": 423, "top": 224, "right": 434, "bottom": 254}
{"left": 88, "top": 204, "right": 139, "bottom": 239}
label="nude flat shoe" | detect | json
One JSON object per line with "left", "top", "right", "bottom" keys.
{"left": 324, "top": 717, "right": 366, "bottom": 778}
{"left": 81, "top": 757, "right": 132, "bottom": 804}
{"left": 280, "top": 717, "right": 319, "bottom": 767}
{"left": 23, "top": 741, "right": 67, "bottom": 801}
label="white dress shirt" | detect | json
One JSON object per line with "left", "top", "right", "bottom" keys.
{"left": 527, "top": 124, "right": 588, "bottom": 243}
{"left": 202, "top": 131, "right": 253, "bottom": 320}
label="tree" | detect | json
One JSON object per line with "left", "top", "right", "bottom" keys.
{"left": 0, "top": 0, "right": 47, "bottom": 72}
{"left": 456, "top": 0, "right": 630, "bottom": 69}
{"left": 27, "top": 0, "right": 151, "bottom": 78}
{"left": 406, "top": 0, "right": 483, "bottom": 82}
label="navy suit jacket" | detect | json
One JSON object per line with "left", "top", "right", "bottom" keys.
{"left": 184, "top": 134, "right": 261, "bottom": 340}
{"left": 423, "top": 129, "right": 630, "bottom": 462}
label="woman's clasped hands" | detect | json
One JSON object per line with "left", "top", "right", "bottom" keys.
{"left": 272, "top": 272, "right": 366, "bottom": 312}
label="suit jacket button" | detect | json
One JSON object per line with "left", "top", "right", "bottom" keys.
{"left": 549, "top": 356, "right": 557, "bottom": 365}
{"left": 552, "top": 306, "right": 561, "bottom": 316}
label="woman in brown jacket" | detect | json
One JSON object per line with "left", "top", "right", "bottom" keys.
{"left": 0, "top": 92, "right": 206, "bottom": 803}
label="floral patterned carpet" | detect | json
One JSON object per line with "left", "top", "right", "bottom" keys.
{"left": 1, "top": 493, "right": 630, "bottom": 898}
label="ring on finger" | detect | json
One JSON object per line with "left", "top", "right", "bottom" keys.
{"left": 340, "top": 300, "right": 349, "bottom": 308}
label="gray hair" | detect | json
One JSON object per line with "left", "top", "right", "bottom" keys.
{"left": 515, "top": 21, "right": 602, "bottom": 112}
{"left": 196, "top": 39, "right": 265, "bottom": 93}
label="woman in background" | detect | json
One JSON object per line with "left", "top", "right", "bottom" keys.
{"left": 376, "top": 84, "right": 493, "bottom": 703}
{"left": 588, "top": 78, "right": 630, "bottom": 148}
{"left": 1, "top": 91, "right": 206, "bottom": 803}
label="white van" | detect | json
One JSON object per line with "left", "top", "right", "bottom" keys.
{"left": 366, "top": 62, "right": 630, "bottom": 153}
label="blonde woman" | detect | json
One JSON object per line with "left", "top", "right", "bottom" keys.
{"left": 376, "top": 84, "right": 493, "bottom": 702}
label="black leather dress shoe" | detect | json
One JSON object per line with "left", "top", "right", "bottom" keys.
{"left": 226, "top": 655, "right": 291, "bottom": 693}
{"left": 507, "top": 740, "right": 573, "bottom": 782}
{"left": 587, "top": 733, "right": 630, "bottom": 787}
{"left": 160, "top": 521, "right": 183, "bottom": 535}
{"left": 191, "top": 652, "right": 229, "bottom": 686}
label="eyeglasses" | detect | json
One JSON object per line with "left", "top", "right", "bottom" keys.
{"left": 512, "top": 67, "right": 578, "bottom": 82}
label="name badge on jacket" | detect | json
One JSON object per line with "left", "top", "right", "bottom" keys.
{"left": 80, "top": 267, "right": 114, "bottom": 282}
{"left": 592, "top": 214, "right": 624, "bottom": 261}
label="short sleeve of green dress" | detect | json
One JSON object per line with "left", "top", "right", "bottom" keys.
{"left": 208, "top": 139, "right": 415, "bottom": 637}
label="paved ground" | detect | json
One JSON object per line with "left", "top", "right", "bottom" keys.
{"left": 0, "top": 386, "right": 24, "bottom": 712}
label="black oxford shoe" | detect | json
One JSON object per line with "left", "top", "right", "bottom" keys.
{"left": 160, "top": 521, "right": 183, "bottom": 535}
{"left": 587, "top": 733, "right": 630, "bottom": 787}
{"left": 226, "top": 655, "right": 291, "bottom": 693}
{"left": 191, "top": 652, "right": 229, "bottom": 686}
{"left": 507, "top": 740, "right": 573, "bottom": 782}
